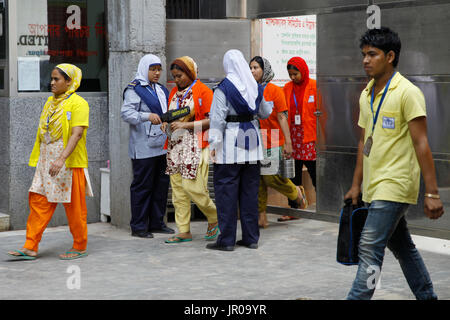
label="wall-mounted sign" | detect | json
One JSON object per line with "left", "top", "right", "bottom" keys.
{"left": 260, "top": 15, "right": 317, "bottom": 87}
{"left": 18, "top": 57, "right": 40, "bottom": 91}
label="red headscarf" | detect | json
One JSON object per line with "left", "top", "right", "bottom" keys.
{"left": 287, "top": 57, "right": 310, "bottom": 124}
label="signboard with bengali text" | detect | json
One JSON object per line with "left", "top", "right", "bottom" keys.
{"left": 260, "top": 15, "right": 317, "bottom": 87}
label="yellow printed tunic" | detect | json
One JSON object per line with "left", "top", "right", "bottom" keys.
{"left": 29, "top": 93, "right": 90, "bottom": 168}
{"left": 358, "top": 72, "right": 426, "bottom": 204}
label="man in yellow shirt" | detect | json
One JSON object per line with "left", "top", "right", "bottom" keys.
{"left": 345, "top": 27, "right": 444, "bottom": 300}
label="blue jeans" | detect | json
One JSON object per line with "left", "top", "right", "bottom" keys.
{"left": 347, "top": 200, "right": 437, "bottom": 300}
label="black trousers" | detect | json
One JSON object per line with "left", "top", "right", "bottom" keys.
{"left": 288, "top": 160, "right": 316, "bottom": 208}
{"left": 213, "top": 162, "right": 261, "bottom": 247}
{"left": 130, "top": 155, "right": 169, "bottom": 232}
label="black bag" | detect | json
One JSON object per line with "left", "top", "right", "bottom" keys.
{"left": 337, "top": 197, "right": 368, "bottom": 265}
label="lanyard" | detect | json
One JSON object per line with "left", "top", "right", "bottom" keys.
{"left": 176, "top": 79, "right": 197, "bottom": 109}
{"left": 145, "top": 83, "right": 158, "bottom": 99}
{"left": 370, "top": 72, "right": 396, "bottom": 135}
{"left": 293, "top": 92, "right": 300, "bottom": 114}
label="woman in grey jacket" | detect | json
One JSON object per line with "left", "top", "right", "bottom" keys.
{"left": 121, "top": 54, "right": 174, "bottom": 238}
{"left": 207, "top": 49, "right": 273, "bottom": 251}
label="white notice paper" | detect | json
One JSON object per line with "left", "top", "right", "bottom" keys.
{"left": 18, "top": 57, "right": 40, "bottom": 91}
{"left": 260, "top": 15, "right": 317, "bottom": 87}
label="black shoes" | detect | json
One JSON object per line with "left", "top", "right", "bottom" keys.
{"left": 149, "top": 226, "right": 175, "bottom": 234}
{"left": 131, "top": 231, "right": 154, "bottom": 238}
{"left": 132, "top": 226, "right": 174, "bottom": 238}
{"left": 206, "top": 242, "right": 234, "bottom": 251}
{"left": 205, "top": 241, "right": 258, "bottom": 251}
{"left": 236, "top": 240, "right": 258, "bottom": 249}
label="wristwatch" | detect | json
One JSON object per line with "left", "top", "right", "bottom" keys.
{"left": 424, "top": 193, "right": 440, "bottom": 199}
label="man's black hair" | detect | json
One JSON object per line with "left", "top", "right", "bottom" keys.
{"left": 360, "top": 27, "right": 401, "bottom": 68}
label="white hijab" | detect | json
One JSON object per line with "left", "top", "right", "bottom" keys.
{"left": 135, "top": 54, "right": 167, "bottom": 112}
{"left": 223, "top": 49, "right": 259, "bottom": 110}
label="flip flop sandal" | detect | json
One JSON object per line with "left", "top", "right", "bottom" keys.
{"left": 59, "top": 251, "right": 88, "bottom": 260}
{"left": 7, "top": 250, "right": 37, "bottom": 260}
{"left": 165, "top": 236, "right": 193, "bottom": 244}
{"left": 204, "top": 225, "right": 220, "bottom": 240}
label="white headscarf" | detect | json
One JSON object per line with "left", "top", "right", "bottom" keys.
{"left": 223, "top": 49, "right": 259, "bottom": 110}
{"left": 134, "top": 54, "right": 167, "bottom": 112}
{"left": 135, "top": 54, "right": 161, "bottom": 84}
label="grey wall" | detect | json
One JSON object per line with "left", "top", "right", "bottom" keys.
{"left": 316, "top": 4, "right": 450, "bottom": 238}
{"left": 0, "top": 97, "right": 10, "bottom": 215}
{"left": 3, "top": 94, "right": 108, "bottom": 230}
{"left": 248, "top": 0, "right": 450, "bottom": 238}
{"left": 107, "top": 0, "right": 166, "bottom": 230}
{"left": 166, "top": 19, "right": 251, "bottom": 88}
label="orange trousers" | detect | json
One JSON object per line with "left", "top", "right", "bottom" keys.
{"left": 24, "top": 168, "right": 88, "bottom": 253}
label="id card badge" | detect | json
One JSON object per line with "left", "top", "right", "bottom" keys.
{"left": 295, "top": 114, "right": 301, "bottom": 125}
{"left": 363, "top": 136, "right": 373, "bottom": 157}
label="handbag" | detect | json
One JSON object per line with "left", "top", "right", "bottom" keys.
{"left": 336, "top": 196, "right": 368, "bottom": 265}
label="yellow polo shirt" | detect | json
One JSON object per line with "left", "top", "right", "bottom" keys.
{"left": 29, "top": 93, "right": 89, "bottom": 168}
{"left": 358, "top": 72, "right": 426, "bottom": 204}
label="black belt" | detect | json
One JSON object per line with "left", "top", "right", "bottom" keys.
{"left": 226, "top": 115, "right": 256, "bottom": 123}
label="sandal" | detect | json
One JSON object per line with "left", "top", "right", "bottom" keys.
{"left": 204, "top": 224, "right": 220, "bottom": 240}
{"left": 7, "top": 250, "right": 37, "bottom": 260}
{"left": 165, "top": 236, "right": 193, "bottom": 244}
{"left": 59, "top": 250, "right": 88, "bottom": 260}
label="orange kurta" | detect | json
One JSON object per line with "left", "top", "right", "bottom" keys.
{"left": 283, "top": 79, "right": 318, "bottom": 144}
{"left": 259, "top": 82, "right": 288, "bottom": 149}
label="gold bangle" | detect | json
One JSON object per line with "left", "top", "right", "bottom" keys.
{"left": 424, "top": 193, "right": 440, "bottom": 199}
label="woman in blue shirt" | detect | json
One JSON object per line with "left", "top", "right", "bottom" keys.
{"left": 121, "top": 54, "right": 174, "bottom": 238}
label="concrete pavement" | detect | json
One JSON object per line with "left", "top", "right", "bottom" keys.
{"left": 1, "top": 215, "right": 449, "bottom": 300}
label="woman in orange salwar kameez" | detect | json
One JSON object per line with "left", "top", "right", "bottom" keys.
{"left": 7, "top": 63, "right": 92, "bottom": 261}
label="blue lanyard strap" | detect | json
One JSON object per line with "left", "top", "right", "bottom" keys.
{"left": 293, "top": 92, "right": 299, "bottom": 114}
{"left": 370, "top": 72, "right": 396, "bottom": 135}
{"left": 145, "top": 84, "right": 158, "bottom": 99}
{"left": 176, "top": 79, "right": 197, "bottom": 110}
